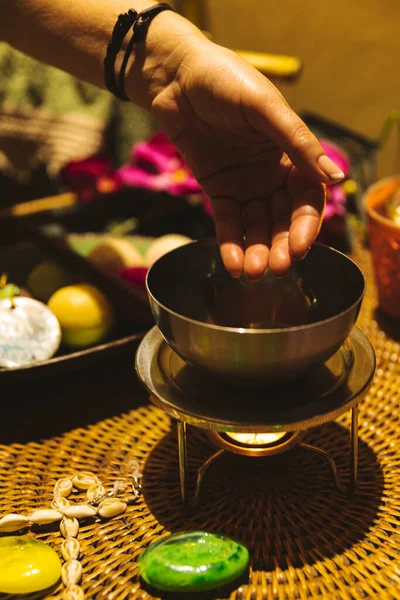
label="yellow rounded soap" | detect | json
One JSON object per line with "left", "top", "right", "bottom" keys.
{"left": 88, "top": 237, "right": 143, "bottom": 274}
{"left": 146, "top": 234, "right": 192, "bottom": 266}
{"left": 48, "top": 283, "right": 114, "bottom": 348}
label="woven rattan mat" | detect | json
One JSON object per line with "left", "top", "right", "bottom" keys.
{"left": 1, "top": 232, "right": 400, "bottom": 600}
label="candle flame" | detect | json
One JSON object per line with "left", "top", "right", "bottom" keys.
{"left": 225, "top": 432, "right": 286, "bottom": 446}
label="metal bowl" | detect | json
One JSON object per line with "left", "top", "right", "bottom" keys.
{"left": 146, "top": 240, "right": 365, "bottom": 385}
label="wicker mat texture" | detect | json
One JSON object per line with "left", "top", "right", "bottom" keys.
{"left": 1, "top": 231, "right": 400, "bottom": 600}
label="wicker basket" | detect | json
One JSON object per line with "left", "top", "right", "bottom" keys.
{"left": 1, "top": 228, "right": 400, "bottom": 600}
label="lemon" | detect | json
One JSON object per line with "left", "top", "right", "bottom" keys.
{"left": 48, "top": 284, "right": 114, "bottom": 348}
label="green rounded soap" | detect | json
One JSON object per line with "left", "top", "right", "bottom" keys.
{"left": 139, "top": 531, "right": 249, "bottom": 592}
{"left": 0, "top": 536, "right": 61, "bottom": 594}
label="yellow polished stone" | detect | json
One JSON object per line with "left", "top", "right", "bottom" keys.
{"left": 0, "top": 536, "right": 61, "bottom": 594}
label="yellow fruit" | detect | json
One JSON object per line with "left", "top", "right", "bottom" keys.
{"left": 28, "top": 261, "right": 76, "bottom": 302}
{"left": 146, "top": 234, "right": 192, "bottom": 266}
{"left": 88, "top": 238, "right": 143, "bottom": 274}
{"left": 48, "top": 284, "right": 114, "bottom": 348}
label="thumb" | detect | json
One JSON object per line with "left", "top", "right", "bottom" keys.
{"left": 244, "top": 79, "right": 345, "bottom": 184}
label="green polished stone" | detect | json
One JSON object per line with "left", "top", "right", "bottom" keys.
{"left": 0, "top": 536, "right": 61, "bottom": 594}
{"left": 139, "top": 531, "right": 249, "bottom": 592}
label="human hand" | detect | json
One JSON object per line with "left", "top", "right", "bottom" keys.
{"left": 2, "top": 1, "right": 343, "bottom": 279}
{"left": 135, "top": 15, "right": 345, "bottom": 278}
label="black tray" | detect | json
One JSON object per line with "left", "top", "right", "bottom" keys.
{"left": 0, "top": 227, "right": 153, "bottom": 384}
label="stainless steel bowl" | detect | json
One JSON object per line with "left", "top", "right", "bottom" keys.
{"left": 146, "top": 240, "right": 365, "bottom": 385}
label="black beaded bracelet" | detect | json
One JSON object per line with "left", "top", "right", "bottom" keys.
{"left": 104, "top": 3, "right": 174, "bottom": 102}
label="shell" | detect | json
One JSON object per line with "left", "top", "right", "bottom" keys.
{"left": 52, "top": 496, "right": 70, "bottom": 512}
{"left": 98, "top": 498, "right": 127, "bottom": 519}
{"left": 29, "top": 509, "right": 63, "bottom": 525}
{"left": 54, "top": 478, "right": 73, "bottom": 498}
{"left": 61, "top": 559, "right": 82, "bottom": 586}
{"left": 62, "top": 585, "right": 85, "bottom": 600}
{"left": 86, "top": 483, "right": 106, "bottom": 503}
{"left": 71, "top": 472, "right": 99, "bottom": 490}
{"left": 61, "top": 537, "right": 80, "bottom": 561}
{"left": 60, "top": 516, "right": 79, "bottom": 538}
{"left": 64, "top": 504, "right": 97, "bottom": 519}
{"left": 0, "top": 513, "right": 29, "bottom": 532}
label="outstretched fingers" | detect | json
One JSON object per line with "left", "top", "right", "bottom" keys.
{"left": 243, "top": 198, "right": 270, "bottom": 280}
{"left": 287, "top": 167, "right": 326, "bottom": 259}
{"left": 268, "top": 187, "right": 292, "bottom": 276}
{"left": 211, "top": 196, "right": 245, "bottom": 278}
{"left": 210, "top": 168, "right": 325, "bottom": 279}
{"left": 212, "top": 196, "right": 272, "bottom": 279}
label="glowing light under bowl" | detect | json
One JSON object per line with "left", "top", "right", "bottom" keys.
{"left": 225, "top": 432, "right": 287, "bottom": 446}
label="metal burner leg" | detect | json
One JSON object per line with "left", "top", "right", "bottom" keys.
{"left": 299, "top": 406, "right": 359, "bottom": 495}
{"left": 350, "top": 405, "right": 359, "bottom": 493}
{"left": 298, "top": 442, "right": 348, "bottom": 494}
{"left": 177, "top": 421, "right": 226, "bottom": 508}
{"left": 177, "top": 421, "right": 188, "bottom": 506}
{"left": 192, "top": 449, "right": 225, "bottom": 507}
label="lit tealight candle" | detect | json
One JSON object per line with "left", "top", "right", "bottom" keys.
{"left": 225, "top": 432, "right": 287, "bottom": 446}
{"left": 384, "top": 187, "right": 400, "bottom": 225}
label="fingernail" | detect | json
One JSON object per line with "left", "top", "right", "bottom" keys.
{"left": 248, "top": 273, "right": 266, "bottom": 283}
{"left": 318, "top": 155, "right": 345, "bottom": 182}
{"left": 230, "top": 271, "right": 242, "bottom": 279}
{"left": 271, "top": 270, "right": 289, "bottom": 280}
{"left": 293, "top": 246, "right": 311, "bottom": 261}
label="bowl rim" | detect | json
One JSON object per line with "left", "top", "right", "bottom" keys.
{"left": 146, "top": 240, "right": 366, "bottom": 334}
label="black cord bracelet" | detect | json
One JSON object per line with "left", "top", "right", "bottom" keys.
{"left": 104, "top": 9, "right": 138, "bottom": 98}
{"left": 104, "top": 3, "right": 175, "bottom": 102}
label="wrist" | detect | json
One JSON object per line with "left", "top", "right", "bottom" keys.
{"left": 124, "top": 8, "right": 206, "bottom": 110}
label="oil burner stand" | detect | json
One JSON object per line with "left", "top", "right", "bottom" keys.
{"left": 136, "top": 326, "right": 375, "bottom": 508}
